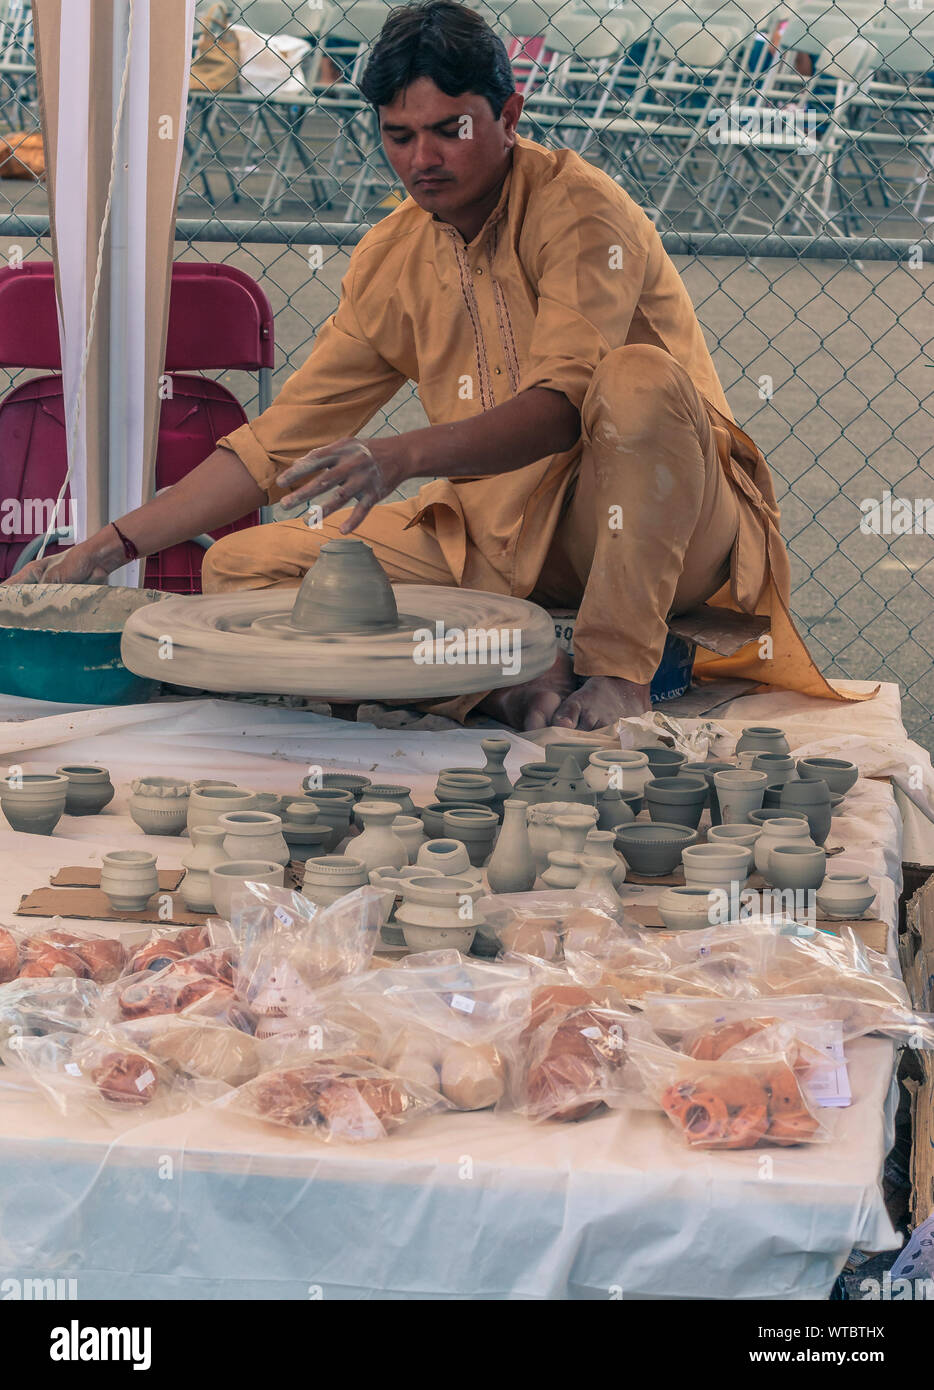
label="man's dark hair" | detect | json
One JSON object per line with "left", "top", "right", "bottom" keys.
{"left": 359, "top": 1, "right": 516, "bottom": 118}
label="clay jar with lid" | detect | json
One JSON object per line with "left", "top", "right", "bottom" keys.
{"left": 56, "top": 764, "right": 115, "bottom": 816}
{"left": 302, "top": 855, "right": 368, "bottom": 908}
{"left": 394, "top": 875, "right": 481, "bottom": 953}
{"left": 218, "top": 810, "right": 290, "bottom": 867}
{"left": 129, "top": 776, "right": 191, "bottom": 836}
{"left": 1, "top": 772, "right": 68, "bottom": 835}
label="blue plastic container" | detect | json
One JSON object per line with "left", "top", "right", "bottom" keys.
{"left": 650, "top": 631, "right": 696, "bottom": 704}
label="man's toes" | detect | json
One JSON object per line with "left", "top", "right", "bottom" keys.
{"left": 552, "top": 694, "right": 583, "bottom": 729}
{"left": 522, "top": 690, "right": 564, "bottom": 731}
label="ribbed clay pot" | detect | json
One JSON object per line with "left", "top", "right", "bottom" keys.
{"left": 56, "top": 764, "right": 115, "bottom": 816}
{"left": 301, "top": 855, "right": 368, "bottom": 908}
{"left": 615, "top": 822, "right": 697, "bottom": 877}
{"left": 318, "top": 772, "right": 372, "bottom": 799}
{"left": 129, "top": 776, "right": 191, "bottom": 836}
{"left": 1, "top": 772, "right": 68, "bottom": 835}
{"left": 644, "top": 774, "right": 708, "bottom": 831}
{"left": 367, "top": 784, "right": 416, "bottom": 817}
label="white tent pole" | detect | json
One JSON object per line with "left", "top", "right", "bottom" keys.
{"left": 108, "top": 0, "right": 138, "bottom": 585}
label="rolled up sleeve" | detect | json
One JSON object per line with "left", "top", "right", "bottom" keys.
{"left": 217, "top": 263, "right": 407, "bottom": 505}
{"left": 516, "top": 184, "right": 648, "bottom": 411}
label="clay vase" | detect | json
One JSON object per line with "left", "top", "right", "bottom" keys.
{"left": 797, "top": 757, "right": 858, "bottom": 795}
{"left": 527, "top": 801, "right": 599, "bottom": 874}
{"left": 367, "top": 784, "right": 417, "bottom": 817}
{"left": 416, "top": 838, "right": 473, "bottom": 878}
{"left": 541, "top": 850, "right": 583, "bottom": 891}
{"left": 712, "top": 769, "right": 768, "bottom": 824}
{"left": 1, "top": 772, "right": 68, "bottom": 835}
{"left": 394, "top": 874, "right": 482, "bottom": 953}
{"left": 583, "top": 828, "right": 627, "bottom": 887}
{"left": 584, "top": 749, "right": 651, "bottom": 795}
{"left": 767, "top": 843, "right": 826, "bottom": 893}
{"left": 290, "top": 536, "right": 399, "bottom": 634}
{"left": 751, "top": 753, "right": 796, "bottom": 786}
{"left": 816, "top": 872, "right": 875, "bottom": 919}
{"left": 597, "top": 788, "right": 638, "bottom": 832}
{"left": 688, "top": 761, "right": 737, "bottom": 827}
{"left": 297, "top": 786, "right": 355, "bottom": 849}
{"left": 486, "top": 798, "right": 536, "bottom": 893}
{"left": 435, "top": 772, "right": 497, "bottom": 811}
{"left": 129, "top": 776, "right": 191, "bottom": 836}
{"left": 301, "top": 855, "right": 368, "bottom": 908}
{"left": 352, "top": 800, "right": 407, "bottom": 872}
{"left": 635, "top": 745, "right": 687, "bottom": 777}
{"left": 210, "top": 859, "right": 286, "bottom": 921}
{"left": 56, "top": 764, "right": 115, "bottom": 816}
{"left": 392, "top": 815, "right": 428, "bottom": 863}
{"left": 218, "top": 811, "right": 290, "bottom": 867}
{"left": 753, "top": 818, "right": 815, "bottom": 879}
{"left": 100, "top": 850, "right": 159, "bottom": 912}
{"left": 555, "top": 812, "right": 595, "bottom": 855}
{"left": 645, "top": 774, "right": 708, "bottom": 830}
{"left": 480, "top": 738, "right": 514, "bottom": 805}
{"left": 187, "top": 785, "right": 255, "bottom": 832}
{"left": 442, "top": 807, "right": 498, "bottom": 867}
{"left": 180, "top": 825, "right": 228, "bottom": 913}
{"left": 779, "top": 778, "right": 832, "bottom": 846}
{"left": 280, "top": 802, "right": 333, "bottom": 862}
{"left": 575, "top": 855, "right": 625, "bottom": 913}
{"left": 735, "top": 726, "right": 790, "bottom": 756}
{"left": 543, "top": 756, "right": 597, "bottom": 807}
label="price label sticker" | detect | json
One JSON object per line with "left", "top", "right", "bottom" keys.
{"left": 273, "top": 907, "right": 294, "bottom": 928}
{"left": 135, "top": 1068, "right": 156, "bottom": 1092}
{"left": 449, "top": 993, "right": 476, "bottom": 1014}
{"left": 64, "top": 1062, "right": 82, "bottom": 1077}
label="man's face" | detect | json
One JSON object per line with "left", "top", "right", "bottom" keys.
{"left": 379, "top": 77, "right": 520, "bottom": 223}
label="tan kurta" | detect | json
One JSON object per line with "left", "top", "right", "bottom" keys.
{"left": 217, "top": 135, "right": 865, "bottom": 703}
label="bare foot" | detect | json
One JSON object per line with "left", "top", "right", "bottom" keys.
{"left": 552, "top": 675, "right": 651, "bottom": 731}
{"left": 478, "top": 649, "right": 577, "bottom": 731}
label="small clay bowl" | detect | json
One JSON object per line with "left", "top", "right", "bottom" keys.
{"left": 657, "top": 886, "right": 721, "bottom": 931}
{"left": 748, "top": 807, "right": 809, "bottom": 829}
{"left": 796, "top": 757, "right": 858, "bottom": 795}
{"left": 707, "top": 823, "right": 760, "bottom": 848}
{"left": 421, "top": 801, "right": 476, "bottom": 838}
{"left": 635, "top": 746, "right": 687, "bottom": 777}
{"left": 614, "top": 821, "right": 698, "bottom": 876}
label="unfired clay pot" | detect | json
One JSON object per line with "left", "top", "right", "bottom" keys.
{"left": 210, "top": 859, "right": 285, "bottom": 921}
{"left": 816, "top": 872, "right": 875, "bottom": 919}
{"left": 442, "top": 807, "right": 498, "bottom": 866}
{"left": 583, "top": 828, "right": 627, "bottom": 887}
{"left": 187, "top": 785, "right": 255, "bottom": 832}
{"left": 635, "top": 745, "right": 687, "bottom": 777}
{"left": 56, "top": 764, "right": 115, "bottom": 816}
{"left": 297, "top": 786, "right": 355, "bottom": 849}
{"left": 713, "top": 769, "right": 768, "bottom": 824}
{"left": 614, "top": 822, "right": 697, "bottom": 876}
{"left": 779, "top": 778, "right": 832, "bottom": 845}
{"left": 290, "top": 536, "right": 399, "bottom": 634}
{"left": 644, "top": 774, "right": 708, "bottom": 830}
{"left": 735, "top": 726, "right": 790, "bottom": 756}
{"left": 584, "top": 749, "right": 651, "bottom": 794}
{"left": 555, "top": 812, "right": 595, "bottom": 855}
{"left": 100, "top": 850, "right": 159, "bottom": 912}
{"left": 480, "top": 738, "right": 514, "bottom": 805}
{"left": 541, "top": 850, "right": 583, "bottom": 891}
{"left": 657, "top": 886, "right": 719, "bottom": 931}
{"left": 394, "top": 875, "right": 481, "bottom": 952}
{"left": 435, "top": 772, "right": 497, "bottom": 810}
{"left": 486, "top": 797, "right": 536, "bottom": 893}
{"left": 129, "top": 776, "right": 191, "bottom": 836}
{"left": 767, "top": 843, "right": 826, "bottom": 892}
{"left": 318, "top": 772, "right": 372, "bottom": 799}
{"left": 302, "top": 855, "right": 368, "bottom": 907}
{"left": 575, "top": 855, "right": 624, "bottom": 912}
{"left": 415, "top": 839, "right": 472, "bottom": 877}
{"left": 351, "top": 800, "right": 407, "bottom": 872}
{"left": 597, "top": 788, "right": 638, "bottom": 831}
{"left": 751, "top": 753, "right": 796, "bottom": 786}
{"left": 367, "top": 784, "right": 416, "bottom": 817}
{"left": 797, "top": 757, "right": 858, "bottom": 795}
{"left": 707, "top": 823, "right": 760, "bottom": 849}
{"left": 1, "top": 772, "right": 68, "bottom": 834}
{"left": 218, "top": 810, "right": 290, "bottom": 867}
{"left": 527, "top": 801, "right": 599, "bottom": 874}
{"left": 392, "top": 814, "right": 428, "bottom": 863}
{"left": 180, "top": 825, "right": 228, "bottom": 913}
{"left": 754, "top": 818, "right": 815, "bottom": 878}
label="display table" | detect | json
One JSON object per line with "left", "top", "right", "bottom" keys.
{"left": 0, "top": 680, "right": 916, "bottom": 1299}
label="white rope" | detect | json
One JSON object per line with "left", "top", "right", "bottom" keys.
{"left": 37, "top": 0, "right": 137, "bottom": 560}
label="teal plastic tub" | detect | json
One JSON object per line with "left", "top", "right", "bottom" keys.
{"left": 0, "top": 584, "right": 168, "bottom": 705}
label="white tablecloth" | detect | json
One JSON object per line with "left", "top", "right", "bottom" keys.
{"left": 0, "top": 681, "right": 916, "bottom": 1299}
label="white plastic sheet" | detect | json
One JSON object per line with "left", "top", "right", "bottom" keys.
{"left": 0, "top": 682, "right": 914, "bottom": 1298}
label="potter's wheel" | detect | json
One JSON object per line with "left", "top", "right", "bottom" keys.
{"left": 121, "top": 540, "right": 556, "bottom": 701}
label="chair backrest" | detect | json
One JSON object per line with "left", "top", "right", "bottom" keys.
{"left": 326, "top": 2, "right": 391, "bottom": 43}
{"left": 0, "top": 261, "right": 274, "bottom": 372}
{"left": 543, "top": 15, "right": 626, "bottom": 60}
{"left": 872, "top": 26, "right": 934, "bottom": 74}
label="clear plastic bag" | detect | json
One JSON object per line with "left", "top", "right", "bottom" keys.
{"left": 508, "top": 999, "right": 636, "bottom": 1123}
{"left": 0, "top": 921, "right": 127, "bottom": 984}
{"left": 0, "top": 976, "right": 102, "bottom": 1054}
{"left": 124, "top": 922, "right": 230, "bottom": 976}
{"left": 101, "top": 946, "right": 250, "bottom": 1031}
{"left": 222, "top": 1054, "right": 449, "bottom": 1142}
{"left": 474, "top": 891, "right": 627, "bottom": 961}
{"left": 627, "top": 1032, "right": 830, "bottom": 1149}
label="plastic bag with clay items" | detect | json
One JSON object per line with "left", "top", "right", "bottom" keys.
{"left": 110, "top": 1013, "right": 265, "bottom": 1090}
{"left": 220, "top": 1052, "right": 449, "bottom": 1142}
{"left": 506, "top": 993, "right": 638, "bottom": 1122}
{"left": 0, "top": 921, "right": 127, "bottom": 985}
{"left": 336, "top": 951, "right": 533, "bottom": 1110}
{"left": 473, "top": 891, "right": 628, "bottom": 961}
{"left": 0, "top": 976, "right": 102, "bottom": 1055}
{"left": 1, "top": 1025, "right": 205, "bottom": 1124}
{"left": 123, "top": 921, "right": 231, "bottom": 977}
{"left": 101, "top": 946, "right": 251, "bottom": 1031}
{"left": 562, "top": 917, "right": 676, "bottom": 1002}
{"left": 627, "top": 1030, "right": 830, "bottom": 1149}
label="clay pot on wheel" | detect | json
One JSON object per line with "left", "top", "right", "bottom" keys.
{"left": 1, "top": 772, "right": 68, "bottom": 835}
{"left": 56, "top": 765, "right": 115, "bottom": 816}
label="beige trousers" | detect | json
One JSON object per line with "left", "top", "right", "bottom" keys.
{"left": 203, "top": 344, "right": 740, "bottom": 685}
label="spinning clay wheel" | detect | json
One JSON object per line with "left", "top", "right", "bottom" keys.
{"left": 122, "top": 539, "right": 556, "bottom": 701}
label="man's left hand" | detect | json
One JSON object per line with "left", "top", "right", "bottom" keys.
{"left": 278, "top": 436, "right": 412, "bottom": 534}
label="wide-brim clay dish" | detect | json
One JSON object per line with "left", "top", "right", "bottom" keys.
{"left": 56, "top": 764, "right": 115, "bottom": 816}
{"left": 796, "top": 757, "right": 858, "bottom": 795}
{"left": 209, "top": 860, "right": 285, "bottom": 921}
{"left": 657, "top": 886, "right": 721, "bottom": 931}
{"left": 614, "top": 822, "right": 698, "bottom": 876}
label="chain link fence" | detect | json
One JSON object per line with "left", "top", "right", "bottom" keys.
{"left": 0, "top": 0, "right": 932, "bottom": 742}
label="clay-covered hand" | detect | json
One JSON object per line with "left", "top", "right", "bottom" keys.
{"left": 278, "top": 436, "right": 410, "bottom": 534}
{"left": 6, "top": 539, "right": 112, "bottom": 587}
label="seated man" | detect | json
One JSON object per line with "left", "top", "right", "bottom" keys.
{"left": 16, "top": 1, "right": 853, "bottom": 729}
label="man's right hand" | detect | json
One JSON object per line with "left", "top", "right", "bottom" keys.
{"left": 6, "top": 538, "right": 114, "bottom": 586}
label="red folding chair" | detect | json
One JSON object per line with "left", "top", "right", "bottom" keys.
{"left": 0, "top": 260, "right": 274, "bottom": 590}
